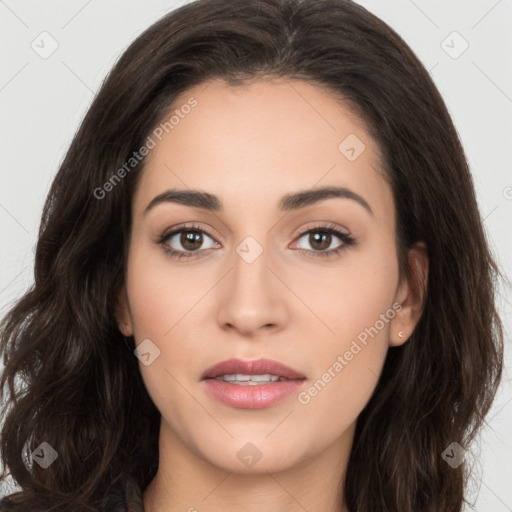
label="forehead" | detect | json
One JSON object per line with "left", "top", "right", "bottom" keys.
{"left": 133, "top": 77, "right": 393, "bottom": 223}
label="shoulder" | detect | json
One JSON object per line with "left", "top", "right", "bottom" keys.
{"left": 0, "top": 475, "right": 144, "bottom": 512}
{"left": 104, "top": 474, "right": 145, "bottom": 512}
{"left": 0, "top": 498, "right": 23, "bottom": 511}
{"left": 0, "top": 493, "right": 24, "bottom": 511}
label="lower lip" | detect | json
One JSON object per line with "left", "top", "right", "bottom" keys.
{"left": 202, "top": 378, "right": 306, "bottom": 409}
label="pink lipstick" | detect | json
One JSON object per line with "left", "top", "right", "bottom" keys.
{"left": 201, "top": 358, "right": 306, "bottom": 409}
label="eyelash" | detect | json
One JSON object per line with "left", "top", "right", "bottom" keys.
{"left": 156, "top": 223, "right": 357, "bottom": 260}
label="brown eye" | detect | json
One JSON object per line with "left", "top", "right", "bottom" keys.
{"left": 296, "top": 229, "right": 345, "bottom": 253}
{"left": 180, "top": 230, "right": 204, "bottom": 251}
{"left": 161, "top": 226, "right": 218, "bottom": 257}
{"left": 307, "top": 232, "right": 333, "bottom": 251}
{"left": 292, "top": 225, "right": 356, "bottom": 258}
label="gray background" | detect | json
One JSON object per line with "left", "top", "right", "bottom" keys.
{"left": 0, "top": 0, "right": 511, "bottom": 509}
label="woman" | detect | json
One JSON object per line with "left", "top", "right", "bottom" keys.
{"left": 0, "top": 0, "right": 504, "bottom": 510}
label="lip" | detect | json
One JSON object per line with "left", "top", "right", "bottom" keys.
{"left": 201, "top": 358, "right": 306, "bottom": 380}
{"left": 201, "top": 358, "right": 306, "bottom": 410}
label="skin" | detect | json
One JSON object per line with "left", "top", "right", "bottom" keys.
{"left": 116, "top": 77, "right": 428, "bottom": 512}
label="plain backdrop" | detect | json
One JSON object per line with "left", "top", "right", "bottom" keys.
{"left": 0, "top": 0, "right": 511, "bottom": 509}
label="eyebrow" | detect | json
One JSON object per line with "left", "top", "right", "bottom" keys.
{"left": 143, "top": 185, "right": 374, "bottom": 216}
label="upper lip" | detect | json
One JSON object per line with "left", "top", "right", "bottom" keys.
{"left": 201, "top": 358, "right": 306, "bottom": 380}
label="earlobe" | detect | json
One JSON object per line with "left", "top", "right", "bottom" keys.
{"left": 115, "top": 285, "right": 133, "bottom": 337}
{"left": 390, "top": 242, "right": 428, "bottom": 347}
{"left": 390, "top": 324, "right": 409, "bottom": 347}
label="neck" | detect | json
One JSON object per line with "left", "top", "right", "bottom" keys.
{"left": 142, "top": 420, "right": 354, "bottom": 512}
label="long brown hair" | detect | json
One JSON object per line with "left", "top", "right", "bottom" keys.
{"left": 0, "top": 0, "right": 504, "bottom": 510}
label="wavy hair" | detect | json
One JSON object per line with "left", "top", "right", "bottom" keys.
{"left": 0, "top": 0, "right": 504, "bottom": 510}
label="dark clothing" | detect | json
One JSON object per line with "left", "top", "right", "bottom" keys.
{"left": 0, "top": 475, "right": 144, "bottom": 511}
{"left": 101, "top": 475, "right": 144, "bottom": 511}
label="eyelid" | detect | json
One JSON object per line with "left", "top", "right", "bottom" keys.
{"left": 294, "top": 222, "right": 351, "bottom": 239}
{"left": 290, "top": 222, "right": 356, "bottom": 255}
{"left": 159, "top": 221, "right": 352, "bottom": 241}
{"left": 157, "top": 221, "right": 356, "bottom": 258}
{"left": 158, "top": 222, "right": 221, "bottom": 243}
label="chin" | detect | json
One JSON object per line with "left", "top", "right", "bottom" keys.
{"left": 193, "top": 434, "right": 307, "bottom": 474}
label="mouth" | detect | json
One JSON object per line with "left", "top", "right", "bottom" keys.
{"left": 201, "top": 357, "right": 306, "bottom": 381}
{"left": 201, "top": 358, "right": 306, "bottom": 409}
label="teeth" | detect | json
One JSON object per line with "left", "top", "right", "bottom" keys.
{"left": 214, "top": 374, "right": 287, "bottom": 385}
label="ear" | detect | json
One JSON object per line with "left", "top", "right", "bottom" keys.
{"left": 389, "top": 241, "right": 428, "bottom": 347}
{"left": 115, "top": 284, "right": 133, "bottom": 337}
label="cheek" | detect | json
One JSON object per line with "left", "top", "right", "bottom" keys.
{"left": 124, "top": 242, "right": 213, "bottom": 412}
{"left": 294, "top": 294, "right": 392, "bottom": 447}
{"left": 290, "top": 230, "right": 399, "bottom": 349}
{"left": 293, "top": 345, "right": 386, "bottom": 454}
{"left": 125, "top": 258, "right": 202, "bottom": 440}
{"left": 125, "top": 237, "right": 210, "bottom": 339}
{"left": 292, "top": 237, "right": 398, "bottom": 429}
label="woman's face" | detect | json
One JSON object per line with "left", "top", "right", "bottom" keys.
{"left": 117, "top": 78, "right": 424, "bottom": 474}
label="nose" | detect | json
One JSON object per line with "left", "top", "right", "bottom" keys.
{"left": 216, "top": 244, "right": 289, "bottom": 337}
